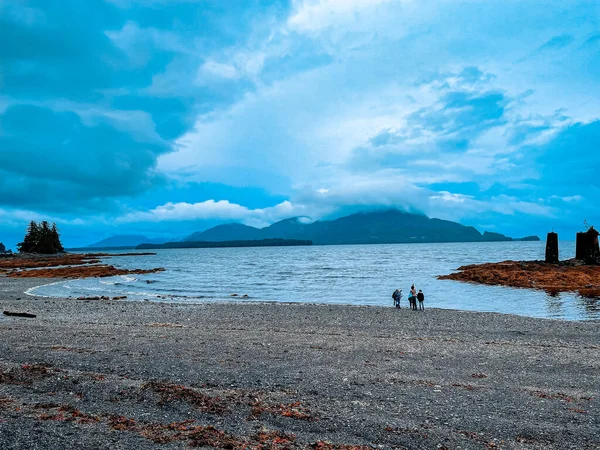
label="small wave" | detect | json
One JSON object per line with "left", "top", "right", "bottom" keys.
{"left": 120, "top": 276, "right": 137, "bottom": 282}
{"left": 122, "top": 290, "right": 162, "bottom": 298}
{"left": 76, "top": 286, "right": 115, "bottom": 293}
{"left": 25, "top": 280, "right": 69, "bottom": 298}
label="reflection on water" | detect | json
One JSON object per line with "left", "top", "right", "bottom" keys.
{"left": 578, "top": 295, "right": 600, "bottom": 316}
{"left": 545, "top": 292, "right": 565, "bottom": 317}
{"left": 31, "top": 241, "right": 600, "bottom": 321}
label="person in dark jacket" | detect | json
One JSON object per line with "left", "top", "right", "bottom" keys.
{"left": 392, "top": 289, "right": 402, "bottom": 308}
{"left": 417, "top": 290, "right": 425, "bottom": 310}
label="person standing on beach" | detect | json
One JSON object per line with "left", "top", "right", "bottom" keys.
{"left": 392, "top": 289, "right": 402, "bottom": 308}
{"left": 409, "top": 285, "right": 417, "bottom": 310}
{"left": 417, "top": 289, "right": 425, "bottom": 310}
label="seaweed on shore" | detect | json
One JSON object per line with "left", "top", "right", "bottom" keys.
{"left": 4, "top": 399, "right": 363, "bottom": 449}
{"left": 0, "top": 364, "right": 55, "bottom": 385}
{"left": 6, "top": 265, "right": 164, "bottom": 279}
{"left": 248, "top": 400, "right": 314, "bottom": 421}
{"left": 141, "top": 381, "right": 229, "bottom": 414}
{"left": 438, "top": 259, "right": 600, "bottom": 295}
{"left": 0, "top": 252, "right": 160, "bottom": 279}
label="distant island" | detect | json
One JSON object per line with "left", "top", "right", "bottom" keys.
{"left": 136, "top": 238, "right": 313, "bottom": 250}
{"left": 481, "top": 232, "right": 540, "bottom": 242}
{"left": 184, "top": 210, "right": 539, "bottom": 245}
{"left": 85, "top": 210, "right": 540, "bottom": 249}
{"left": 86, "top": 235, "right": 168, "bottom": 248}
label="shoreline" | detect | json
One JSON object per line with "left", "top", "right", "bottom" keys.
{"left": 16, "top": 275, "right": 600, "bottom": 323}
{"left": 14, "top": 275, "right": 600, "bottom": 323}
{"left": 1, "top": 275, "right": 599, "bottom": 449}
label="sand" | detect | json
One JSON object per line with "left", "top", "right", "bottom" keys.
{"left": 1, "top": 275, "right": 599, "bottom": 449}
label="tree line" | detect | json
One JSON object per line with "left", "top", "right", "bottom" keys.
{"left": 17, "top": 221, "right": 64, "bottom": 254}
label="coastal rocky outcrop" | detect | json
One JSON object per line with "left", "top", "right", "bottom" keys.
{"left": 0, "top": 253, "right": 162, "bottom": 279}
{"left": 0, "top": 253, "right": 101, "bottom": 270}
{"left": 440, "top": 226, "right": 600, "bottom": 296}
{"left": 438, "top": 259, "right": 600, "bottom": 296}
{"left": 6, "top": 265, "right": 165, "bottom": 279}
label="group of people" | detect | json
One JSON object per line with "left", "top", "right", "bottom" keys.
{"left": 392, "top": 285, "right": 425, "bottom": 310}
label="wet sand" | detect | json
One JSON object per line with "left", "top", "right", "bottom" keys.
{"left": 1, "top": 276, "right": 599, "bottom": 449}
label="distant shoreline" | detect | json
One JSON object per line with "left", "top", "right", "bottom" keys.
{"left": 136, "top": 238, "right": 313, "bottom": 250}
{"left": 69, "top": 238, "right": 546, "bottom": 252}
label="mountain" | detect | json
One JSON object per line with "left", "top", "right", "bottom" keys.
{"left": 481, "top": 231, "right": 513, "bottom": 242}
{"left": 138, "top": 238, "right": 312, "bottom": 250}
{"left": 87, "top": 235, "right": 168, "bottom": 248}
{"left": 482, "top": 232, "right": 540, "bottom": 242}
{"left": 185, "top": 223, "right": 262, "bottom": 242}
{"left": 185, "top": 210, "right": 538, "bottom": 245}
{"left": 515, "top": 236, "right": 541, "bottom": 242}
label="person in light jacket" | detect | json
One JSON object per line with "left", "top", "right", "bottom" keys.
{"left": 409, "top": 285, "right": 417, "bottom": 310}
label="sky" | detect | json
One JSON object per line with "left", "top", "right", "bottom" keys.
{"left": 1, "top": 0, "right": 599, "bottom": 248}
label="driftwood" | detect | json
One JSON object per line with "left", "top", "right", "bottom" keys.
{"left": 3, "top": 311, "right": 36, "bottom": 318}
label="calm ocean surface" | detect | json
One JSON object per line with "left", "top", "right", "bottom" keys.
{"left": 30, "top": 241, "right": 600, "bottom": 321}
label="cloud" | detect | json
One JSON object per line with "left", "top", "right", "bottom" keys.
{"left": 199, "top": 61, "right": 240, "bottom": 80}
{"left": 0, "top": 104, "right": 169, "bottom": 211}
{"left": 533, "top": 120, "right": 600, "bottom": 195}
{"left": 288, "top": 0, "right": 396, "bottom": 33}
{"left": 1, "top": 0, "right": 599, "bottom": 241}
{"left": 119, "top": 199, "right": 309, "bottom": 228}
{"left": 536, "top": 34, "right": 575, "bottom": 52}
{"left": 550, "top": 195, "right": 582, "bottom": 203}
{"left": 0, "top": 0, "right": 286, "bottom": 214}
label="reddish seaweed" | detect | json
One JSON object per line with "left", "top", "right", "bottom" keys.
{"left": 439, "top": 259, "right": 600, "bottom": 294}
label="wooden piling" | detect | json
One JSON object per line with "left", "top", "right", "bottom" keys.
{"left": 576, "top": 232, "right": 587, "bottom": 260}
{"left": 545, "top": 232, "right": 559, "bottom": 264}
{"left": 575, "top": 227, "right": 600, "bottom": 264}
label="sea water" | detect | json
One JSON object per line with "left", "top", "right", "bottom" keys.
{"left": 30, "top": 241, "right": 600, "bottom": 321}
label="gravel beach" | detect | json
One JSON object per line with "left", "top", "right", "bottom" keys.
{"left": 1, "top": 276, "right": 599, "bottom": 449}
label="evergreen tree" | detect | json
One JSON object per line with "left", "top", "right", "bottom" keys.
{"left": 38, "top": 221, "right": 53, "bottom": 254}
{"left": 17, "top": 221, "right": 41, "bottom": 253}
{"left": 51, "top": 223, "right": 64, "bottom": 253}
{"left": 17, "top": 221, "right": 64, "bottom": 254}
